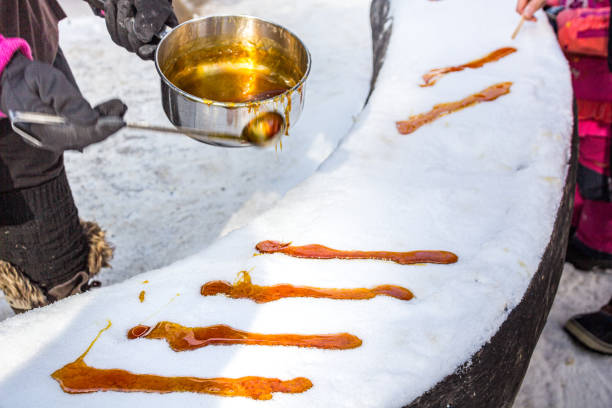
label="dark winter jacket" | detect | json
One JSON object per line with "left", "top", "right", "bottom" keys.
{"left": 0, "top": 0, "right": 65, "bottom": 65}
{"left": 0, "top": 0, "right": 67, "bottom": 192}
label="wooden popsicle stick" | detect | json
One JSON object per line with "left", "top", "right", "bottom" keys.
{"left": 511, "top": 16, "right": 526, "bottom": 40}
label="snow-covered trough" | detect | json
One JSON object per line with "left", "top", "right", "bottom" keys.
{"left": 0, "top": 1, "right": 574, "bottom": 407}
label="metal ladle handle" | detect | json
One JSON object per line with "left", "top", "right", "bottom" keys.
{"left": 8, "top": 111, "right": 284, "bottom": 148}
{"left": 8, "top": 111, "right": 250, "bottom": 147}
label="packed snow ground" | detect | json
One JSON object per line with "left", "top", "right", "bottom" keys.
{"left": 515, "top": 266, "right": 612, "bottom": 408}
{"left": 0, "top": 0, "right": 608, "bottom": 407}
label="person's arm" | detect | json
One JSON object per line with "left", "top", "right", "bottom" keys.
{"left": 516, "top": 0, "right": 547, "bottom": 21}
{"left": 0, "top": 36, "right": 126, "bottom": 153}
{"left": 84, "top": 0, "right": 178, "bottom": 60}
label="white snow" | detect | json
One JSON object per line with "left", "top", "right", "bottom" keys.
{"left": 0, "top": 1, "right": 580, "bottom": 407}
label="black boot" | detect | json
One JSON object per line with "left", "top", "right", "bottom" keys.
{"left": 0, "top": 219, "right": 113, "bottom": 313}
{"left": 0, "top": 169, "right": 113, "bottom": 313}
{"left": 565, "top": 299, "right": 612, "bottom": 355}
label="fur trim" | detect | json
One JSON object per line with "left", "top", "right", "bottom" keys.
{"left": 0, "top": 221, "right": 112, "bottom": 313}
{"left": 0, "top": 260, "right": 47, "bottom": 311}
{"left": 80, "top": 220, "right": 114, "bottom": 277}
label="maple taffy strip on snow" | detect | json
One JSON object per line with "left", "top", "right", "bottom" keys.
{"left": 52, "top": 322, "right": 312, "bottom": 400}
{"left": 396, "top": 82, "right": 513, "bottom": 135}
{"left": 256, "top": 240, "right": 458, "bottom": 265}
{"left": 127, "top": 321, "right": 362, "bottom": 351}
{"left": 420, "top": 47, "right": 517, "bottom": 87}
{"left": 201, "top": 270, "right": 414, "bottom": 303}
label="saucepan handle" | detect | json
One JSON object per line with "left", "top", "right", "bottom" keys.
{"left": 154, "top": 24, "right": 174, "bottom": 40}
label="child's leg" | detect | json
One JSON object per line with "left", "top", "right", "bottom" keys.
{"left": 567, "top": 116, "right": 612, "bottom": 269}
{"left": 574, "top": 199, "right": 612, "bottom": 257}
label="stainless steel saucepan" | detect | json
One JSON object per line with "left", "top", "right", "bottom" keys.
{"left": 156, "top": 15, "right": 311, "bottom": 147}
{"left": 10, "top": 15, "right": 311, "bottom": 148}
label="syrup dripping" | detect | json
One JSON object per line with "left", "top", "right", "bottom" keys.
{"left": 420, "top": 47, "right": 517, "bottom": 87}
{"left": 51, "top": 321, "right": 312, "bottom": 400}
{"left": 256, "top": 240, "right": 458, "bottom": 265}
{"left": 139, "top": 290, "right": 145, "bottom": 303}
{"left": 127, "top": 321, "right": 362, "bottom": 351}
{"left": 201, "top": 270, "right": 414, "bottom": 303}
{"left": 284, "top": 92, "right": 292, "bottom": 136}
{"left": 396, "top": 82, "right": 513, "bottom": 135}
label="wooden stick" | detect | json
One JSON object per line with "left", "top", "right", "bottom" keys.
{"left": 511, "top": 16, "right": 526, "bottom": 40}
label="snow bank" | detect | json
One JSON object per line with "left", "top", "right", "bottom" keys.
{"left": 0, "top": 1, "right": 572, "bottom": 407}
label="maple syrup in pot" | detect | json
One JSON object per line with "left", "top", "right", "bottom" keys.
{"left": 163, "top": 41, "right": 301, "bottom": 103}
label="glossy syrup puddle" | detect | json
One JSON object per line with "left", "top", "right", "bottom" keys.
{"left": 201, "top": 270, "right": 414, "bottom": 303}
{"left": 256, "top": 240, "right": 458, "bottom": 265}
{"left": 396, "top": 82, "right": 513, "bottom": 135}
{"left": 52, "top": 321, "right": 312, "bottom": 400}
{"left": 420, "top": 47, "right": 517, "bottom": 87}
{"left": 127, "top": 321, "right": 362, "bottom": 351}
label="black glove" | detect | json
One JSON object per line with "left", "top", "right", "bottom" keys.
{"left": 102, "top": 0, "right": 178, "bottom": 60}
{"left": 0, "top": 54, "right": 126, "bottom": 153}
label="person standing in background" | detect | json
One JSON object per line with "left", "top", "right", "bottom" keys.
{"left": 517, "top": 0, "right": 612, "bottom": 355}
{"left": 0, "top": 0, "right": 177, "bottom": 313}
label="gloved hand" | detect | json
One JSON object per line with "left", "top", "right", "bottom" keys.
{"left": 0, "top": 53, "right": 126, "bottom": 153}
{"left": 100, "top": 0, "right": 178, "bottom": 60}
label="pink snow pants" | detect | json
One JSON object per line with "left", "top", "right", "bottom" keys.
{"left": 571, "top": 56, "right": 612, "bottom": 256}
